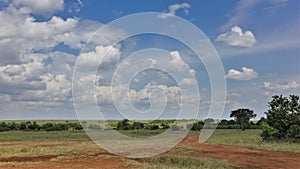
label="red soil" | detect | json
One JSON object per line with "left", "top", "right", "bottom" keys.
{"left": 1, "top": 133, "right": 299, "bottom": 169}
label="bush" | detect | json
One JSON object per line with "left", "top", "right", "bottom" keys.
{"left": 27, "top": 121, "right": 40, "bottom": 130}
{"left": 161, "top": 123, "right": 170, "bottom": 129}
{"left": 88, "top": 124, "right": 101, "bottom": 130}
{"left": 132, "top": 121, "right": 144, "bottom": 130}
{"left": 116, "top": 119, "right": 132, "bottom": 130}
{"left": 261, "top": 122, "right": 279, "bottom": 140}
{"left": 171, "top": 125, "right": 180, "bottom": 131}
{"left": 286, "top": 124, "right": 300, "bottom": 140}
{"left": 0, "top": 126, "right": 10, "bottom": 132}
{"left": 145, "top": 124, "right": 159, "bottom": 130}
{"left": 262, "top": 95, "right": 300, "bottom": 142}
{"left": 191, "top": 121, "right": 204, "bottom": 131}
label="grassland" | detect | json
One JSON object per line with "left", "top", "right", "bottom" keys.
{"left": 0, "top": 121, "right": 299, "bottom": 168}
{"left": 205, "top": 129, "right": 300, "bottom": 153}
{"left": 0, "top": 128, "right": 299, "bottom": 152}
{"left": 0, "top": 129, "right": 300, "bottom": 169}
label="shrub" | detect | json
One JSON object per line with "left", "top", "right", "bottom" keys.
{"left": 262, "top": 95, "right": 300, "bottom": 141}
{"left": 171, "top": 125, "right": 180, "bottom": 131}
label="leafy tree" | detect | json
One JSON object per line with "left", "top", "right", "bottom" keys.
{"left": 256, "top": 117, "right": 267, "bottom": 126}
{"left": 132, "top": 121, "right": 144, "bottom": 130}
{"left": 230, "top": 108, "right": 256, "bottom": 130}
{"left": 0, "top": 122, "right": 10, "bottom": 132}
{"left": 227, "top": 119, "right": 236, "bottom": 125}
{"left": 27, "top": 121, "right": 40, "bottom": 130}
{"left": 145, "top": 124, "right": 159, "bottom": 130}
{"left": 41, "top": 123, "right": 54, "bottom": 130}
{"left": 116, "top": 119, "right": 132, "bottom": 130}
{"left": 262, "top": 95, "right": 300, "bottom": 141}
{"left": 219, "top": 119, "right": 228, "bottom": 125}
{"left": 191, "top": 121, "right": 204, "bottom": 131}
{"left": 19, "top": 122, "right": 27, "bottom": 130}
{"left": 204, "top": 118, "right": 215, "bottom": 124}
{"left": 161, "top": 123, "right": 170, "bottom": 129}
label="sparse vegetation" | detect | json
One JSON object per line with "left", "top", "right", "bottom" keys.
{"left": 144, "top": 155, "right": 232, "bottom": 169}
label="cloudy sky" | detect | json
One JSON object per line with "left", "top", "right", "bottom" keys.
{"left": 0, "top": 0, "right": 299, "bottom": 120}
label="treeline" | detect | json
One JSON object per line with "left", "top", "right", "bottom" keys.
{"left": 115, "top": 118, "right": 264, "bottom": 131}
{"left": 0, "top": 121, "right": 83, "bottom": 132}
{"left": 0, "top": 119, "right": 264, "bottom": 132}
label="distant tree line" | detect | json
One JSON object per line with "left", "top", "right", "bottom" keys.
{"left": 114, "top": 118, "right": 262, "bottom": 131}
{"left": 0, "top": 121, "right": 83, "bottom": 132}
{"left": 0, "top": 118, "right": 264, "bottom": 132}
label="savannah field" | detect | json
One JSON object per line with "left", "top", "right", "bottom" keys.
{"left": 0, "top": 120, "right": 299, "bottom": 169}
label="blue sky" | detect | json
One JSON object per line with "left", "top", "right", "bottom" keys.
{"left": 0, "top": 0, "right": 299, "bottom": 120}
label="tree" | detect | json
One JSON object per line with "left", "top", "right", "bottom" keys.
{"left": 262, "top": 95, "right": 300, "bottom": 141}
{"left": 116, "top": 119, "right": 132, "bottom": 130}
{"left": 230, "top": 108, "right": 256, "bottom": 130}
{"left": 132, "top": 121, "right": 144, "bottom": 130}
{"left": 256, "top": 117, "right": 267, "bottom": 126}
{"left": 204, "top": 118, "right": 214, "bottom": 124}
{"left": 160, "top": 123, "right": 170, "bottom": 129}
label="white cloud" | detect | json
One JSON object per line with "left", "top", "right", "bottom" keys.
{"left": 167, "top": 51, "right": 189, "bottom": 73}
{"left": 226, "top": 67, "right": 258, "bottom": 80}
{"left": 158, "top": 2, "right": 190, "bottom": 19}
{"left": 0, "top": 51, "right": 76, "bottom": 103}
{"left": 76, "top": 45, "right": 121, "bottom": 72}
{"left": 179, "top": 78, "right": 197, "bottom": 86}
{"left": 0, "top": 6, "right": 124, "bottom": 65}
{"left": 12, "top": 0, "right": 64, "bottom": 16}
{"left": 216, "top": 26, "right": 256, "bottom": 48}
{"left": 263, "top": 81, "right": 299, "bottom": 91}
{"left": 0, "top": 8, "right": 79, "bottom": 65}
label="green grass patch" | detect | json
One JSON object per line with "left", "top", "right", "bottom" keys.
{"left": 117, "top": 129, "right": 167, "bottom": 138}
{"left": 205, "top": 129, "right": 300, "bottom": 153}
{"left": 144, "top": 155, "right": 234, "bottom": 169}
{"left": 0, "top": 131, "right": 88, "bottom": 141}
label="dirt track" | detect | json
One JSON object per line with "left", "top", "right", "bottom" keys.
{"left": 0, "top": 133, "right": 299, "bottom": 169}
{"left": 178, "top": 133, "right": 300, "bottom": 169}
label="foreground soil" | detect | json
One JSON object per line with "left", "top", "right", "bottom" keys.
{"left": 0, "top": 133, "right": 299, "bottom": 169}
{"left": 178, "top": 134, "right": 300, "bottom": 169}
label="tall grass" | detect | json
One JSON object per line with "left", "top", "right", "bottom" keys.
{"left": 144, "top": 155, "right": 233, "bottom": 169}
{"left": 205, "top": 129, "right": 300, "bottom": 153}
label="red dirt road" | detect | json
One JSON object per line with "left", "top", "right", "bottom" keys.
{"left": 179, "top": 133, "right": 300, "bottom": 169}
{"left": 0, "top": 133, "right": 299, "bottom": 169}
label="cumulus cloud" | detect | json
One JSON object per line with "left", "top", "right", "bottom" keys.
{"left": 179, "top": 78, "right": 197, "bottom": 86}
{"left": 76, "top": 45, "right": 121, "bottom": 72}
{"left": 158, "top": 2, "right": 190, "bottom": 19}
{"left": 0, "top": 5, "right": 124, "bottom": 65}
{"left": 12, "top": 0, "right": 64, "bottom": 16}
{"left": 0, "top": 8, "right": 79, "bottom": 65}
{"left": 167, "top": 51, "right": 190, "bottom": 73}
{"left": 0, "top": 51, "right": 76, "bottom": 102}
{"left": 226, "top": 67, "right": 258, "bottom": 80}
{"left": 263, "top": 81, "right": 299, "bottom": 91}
{"left": 216, "top": 26, "right": 256, "bottom": 48}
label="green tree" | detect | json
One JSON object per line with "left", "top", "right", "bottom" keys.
{"left": 230, "top": 108, "right": 256, "bottom": 130}
{"left": 132, "top": 121, "right": 144, "bottom": 130}
{"left": 262, "top": 95, "right": 300, "bottom": 141}
{"left": 161, "top": 123, "right": 170, "bottom": 129}
{"left": 116, "top": 119, "right": 132, "bottom": 130}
